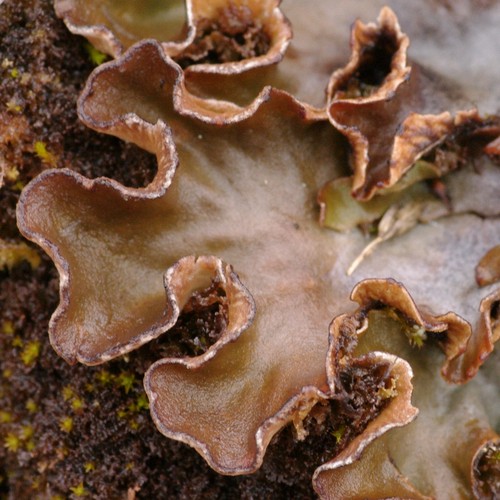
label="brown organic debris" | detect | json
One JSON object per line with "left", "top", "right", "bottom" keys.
{"left": 173, "top": 3, "right": 271, "bottom": 68}
{"left": 473, "top": 440, "right": 500, "bottom": 499}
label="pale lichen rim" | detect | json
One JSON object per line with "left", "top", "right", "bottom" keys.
{"left": 17, "top": 177, "right": 257, "bottom": 365}
{"left": 54, "top": 0, "right": 292, "bottom": 75}
{"left": 326, "top": 7, "right": 412, "bottom": 199}
{"left": 312, "top": 351, "right": 418, "bottom": 496}
{"left": 144, "top": 366, "right": 329, "bottom": 475}
{"left": 162, "top": 254, "right": 257, "bottom": 369}
{"left": 77, "top": 38, "right": 326, "bottom": 129}
{"left": 175, "top": 0, "right": 293, "bottom": 75}
{"left": 54, "top": 0, "right": 196, "bottom": 59}
{"left": 471, "top": 437, "right": 500, "bottom": 499}
{"left": 326, "top": 6, "right": 410, "bottom": 107}
{"left": 348, "top": 278, "right": 499, "bottom": 384}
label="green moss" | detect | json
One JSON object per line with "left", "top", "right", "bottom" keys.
{"left": 116, "top": 371, "right": 136, "bottom": 393}
{"left": 71, "top": 397, "right": 85, "bottom": 412}
{"left": 0, "top": 410, "right": 12, "bottom": 423}
{"left": 20, "top": 424, "right": 34, "bottom": 440}
{"left": 25, "top": 398, "right": 38, "bottom": 413}
{"left": 1, "top": 321, "right": 15, "bottom": 335}
{"left": 84, "top": 42, "right": 108, "bottom": 66}
{"left": 95, "top": 369, "right": 113, "bottom": 385}
{"left": 25, "top": 439, "right": 36, "bottom": 452}
{"left": 62, "top": 385, "right": 75, "bottom": 401}
{"left": 33, "top": 140, "right": 57, "bottom": 166}
{"left": 135, "top": 393, "right": 149, "bottom": 411}
{"left": 83, "top": 462, "right": 95, "bottom": 473}
{"left": 11, "top": 335, "right": 23, "bottom": 348}
{"left": 378, "top": 376, "right": 398, "bottom": 399}
{"left": 387, "top": 308, "right": 428, "bottom": 348}
{"left": 20, "top": 340, "right": 41, "bottom": 365}
{"left": 4, "top": 432, "right": 21, "bottom": 452}
{"left": 69, "top": 482, "right": 87, "bottom": 497}
{"left": 5, "top": 98, "right": 22, "bottom": 113}
{"left": 59, "top": 416, "right": 73, "bottom": 433}
{"left": 0, "top": 241, "right": 41, "bottom": 270}
{"left": 331, "top": 424, "right": 346, "bottom": 444}
{"left": 4, "top": 165, "right": 20, "bottom": 184}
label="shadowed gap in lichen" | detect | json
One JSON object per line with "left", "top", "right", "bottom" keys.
{"left": 335, "top": 29, "right": 399, "bottom": 99}
{"left": 174, "top": 3, "right": 271, "bottom": 68}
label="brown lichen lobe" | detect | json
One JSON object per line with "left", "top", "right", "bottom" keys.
{"left": 326, "top": 7, "right": 497, "bottom": 203}
{"left": 18, "top": 44, "right": 500, "bottom": 484}
{"left": 53, "top": 0, "right": 298, "bottom": 121}
{"left": 11, "top": 2, "right": 500, "bottom": 496}
{"left": 329, "top": 9, "right": 405, "bottom": 100}
{"left": 314, "top": 295, "right": 500, "bottom": 499}
{"left": 54, "top": 0, "right": 190, "bottom": 58}
{"left": 19, "top": 81, "right": 348, "bottom": 471}
{"left": 54, "top": 0, "right": 291, "bottom": 73}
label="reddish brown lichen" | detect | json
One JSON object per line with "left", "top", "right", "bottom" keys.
{"left": 54, "top": 0, "right": 292, "bottom": 74}
{"left": 326, "top": 7, "right": 500, "bottom": 204}
{"left": 4, "top": 2, "right": 500, "bottom": 498}
{"left": 17, "top": 35, "right": 500, "bottom": 493}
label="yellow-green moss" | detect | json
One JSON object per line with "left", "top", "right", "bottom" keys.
{"left": 378, "top": 377, "right": 398, "bottom": 399}
{"left": 84, "top": 462, "right": 95, "bottom": 473}
{"left": 34, "top": 140, "right": 57, "bottom": 166}
{"left": 4, "top": 432, "right": 21, "bottom": 452}
{"left": 69, "top": 481, "right": 87, "bottom": 497}
{"left": 59, "top": 416, "right": 73, "bottom": 433}
{"left": 0, "top": 240, "right": 41, "bottom": 270}
{"left": 20, "top": 340, "right": 41, "bottom": 366}
{"left": 331, "top": 424, "right": 346, "bottom": 444}
{"left": 84, "top": 42, "right": 108, "bottom": 66}
{"left": 116, "top": 371, "right": 136, "bottom": 393}
{"left": 25, "top": 399, "right": 38, "bottom": 413}
{"left": 1, "top": 320, "right": 15, "bottom": 335}
{"left": 0, "top": 410, "right": 13, "bottom": 423}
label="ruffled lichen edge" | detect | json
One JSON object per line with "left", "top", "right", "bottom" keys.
{"left": 77, "top": 38, "right": 324, "bottom": 130}
{"left": 53, "top": 0, "right": 292, "bottom": 74}
{"left": 143, "top": 277, "right": 499, "bottom": 477}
